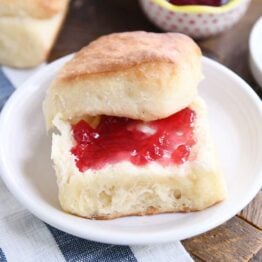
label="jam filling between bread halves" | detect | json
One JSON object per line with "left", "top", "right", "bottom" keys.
{"left": 71, "top": 108, "right": 196, "bottom": 172}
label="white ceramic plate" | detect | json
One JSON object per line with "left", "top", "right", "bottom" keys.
{"left": 249, "top": 16, "right": 262, "bottom": 88}
{"left": 0, "top": 56, "right": 262, "bottom": 245}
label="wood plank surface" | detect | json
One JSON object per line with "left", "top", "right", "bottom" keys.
{"left": 182, "top": 216, "right": 262, "bottom": 262}
{"left": 251, "top": 248, "right": 262, "bottom": 262}
{"left": 239, "top": 191, "right": 262, "bottom": 229}
{"left": 49, "top": 0, "right": 262, "bottom": 260}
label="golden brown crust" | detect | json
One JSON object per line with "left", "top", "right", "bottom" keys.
{"left": 0, "top": 0, "right": 69, "bottom": 19}
{"left": 43, "top": 32, "right": 202, "bottom": 126}
{"left": 66, "top": 200, "right": 223, "bottom": 220}
{"left": 57, "top": 31, "right": 201, "bottom": 82}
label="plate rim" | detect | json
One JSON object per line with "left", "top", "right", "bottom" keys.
{"left": 0, "top": 55, "right": 262, "bottom": 245}
{"left": 249, "top": 16, "right": 262, "bottom": 87}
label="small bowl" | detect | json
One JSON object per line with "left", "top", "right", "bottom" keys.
{"left": 139, "top": 0, "right": 251, "bottom": 38}
{"left": 249, "top": 17, "right": 262, "bottom": 88}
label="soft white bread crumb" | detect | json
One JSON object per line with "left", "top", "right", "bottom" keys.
{"left": 43, "top": 32, "right": 203, "bottom": 129}
{"left": 51, "top": 97, "right": 227, "bottom": 219}
{"left": 0, "top": 1, "right": 68, "bottom": 68}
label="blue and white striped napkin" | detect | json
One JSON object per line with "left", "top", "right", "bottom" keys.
{"left": 0, "top": 65, "right": 193, "bottom": 262}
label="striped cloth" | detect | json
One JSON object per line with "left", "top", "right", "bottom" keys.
{"left": 0, "top": 66, "right": 193, "bottom": 262}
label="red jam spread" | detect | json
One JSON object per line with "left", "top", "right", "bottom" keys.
{"left": 71, "top": 108, "right": 196, "bottom": 171}
{"left": 168, "top": 0, "right": 229, "bottom": 6}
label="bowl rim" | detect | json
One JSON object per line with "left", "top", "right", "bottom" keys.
{"left": 148, "top": 0, "right": 248, "bottom": 14}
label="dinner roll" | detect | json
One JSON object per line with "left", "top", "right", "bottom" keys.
{"left": 0, "top": 0, "right": 69, "bottom": 68}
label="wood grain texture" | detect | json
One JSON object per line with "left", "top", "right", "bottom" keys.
{"left": 48, "top": 0, "right": 262, "bottom": 260}
{"left": 250, "top": 248, "right": 262, "bottom": 262}
{"left": 189, "top": 254, "right": 204, "bottom": 261}
{"left": 239, "top": 191, "right": 262, "bottom": 229}
{"left": 182, "top": 216, "right": 262, "bottom": 262}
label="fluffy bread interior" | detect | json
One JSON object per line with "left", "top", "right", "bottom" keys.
{"left": 51, "top": 97, "right": 226, "bottom": 219}
{"left": 43, "top": 32, "right": 203, "bottom": 129}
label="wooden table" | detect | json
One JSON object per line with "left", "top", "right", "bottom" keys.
{"left": 50, "top": 0, "right": 262, "bottom": 261}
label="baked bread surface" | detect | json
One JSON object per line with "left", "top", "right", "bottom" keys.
{"left": 0, "top": 0, "right": 69, "bottom": 18}
{"left": 0, "top": 0, "right": 69, "bottom": 68}
{"left": 43, "top": 32, "right": 203, "bottom": 128}
{"left": 52, "top": 97, "right": 227, "bottom": 219}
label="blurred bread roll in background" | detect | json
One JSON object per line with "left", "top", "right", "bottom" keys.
{"left": 0, "top": 0, "right": 70, "bottom": 68}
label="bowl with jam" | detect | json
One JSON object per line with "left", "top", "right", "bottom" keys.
{"left": 139, "top": 0, "right": 251, "bottom": 38}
